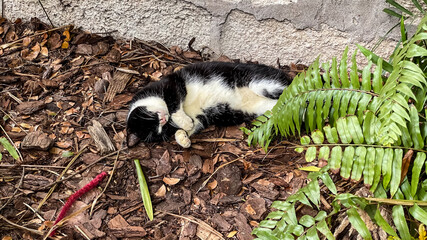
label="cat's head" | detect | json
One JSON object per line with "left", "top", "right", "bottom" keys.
{"left": 126, "top": 96, "right": 170, "bottom": 147}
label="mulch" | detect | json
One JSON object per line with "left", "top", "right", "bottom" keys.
{"left": 0, "top": 17, "right": 317, "bottom": 240}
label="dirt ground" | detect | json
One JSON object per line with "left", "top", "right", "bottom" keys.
{"left": 0, "top": 18, "right": 318, "bottom": 240}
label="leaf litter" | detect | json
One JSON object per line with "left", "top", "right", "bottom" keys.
{"left": 0, "top": 17, "right": 336, "bottom": 240}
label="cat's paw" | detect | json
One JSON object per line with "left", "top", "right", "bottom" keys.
{"left": 172, "top": 113, "right": 194, "bottom": 131}
{"left": 175, "top": 129, "right": 191, "bottom": 148}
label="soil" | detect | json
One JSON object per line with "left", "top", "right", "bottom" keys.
{"left": 0, "top": 18, "right": 317, "bottom": 240}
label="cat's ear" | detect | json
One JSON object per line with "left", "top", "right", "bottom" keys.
{"left": 127, "top": 131, "right": 141, "bottom": 147}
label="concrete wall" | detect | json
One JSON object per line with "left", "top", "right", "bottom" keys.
{"left": 2, "top": 0, "right": 415, "bottom": 66}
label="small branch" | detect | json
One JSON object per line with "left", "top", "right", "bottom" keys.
{"left": 0, "top": 214, "right": 44, "bottom": 236}
{"left": 37, "top": 0, "right": 54, "bottom": 28}
{"left": 366, "top": 197, "right": 427, "bottom": 206}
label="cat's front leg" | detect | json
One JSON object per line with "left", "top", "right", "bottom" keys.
{"left": 171, "top": 108, "right": 194, "bottom": 131}
{"left": 175, "top": 129, "right": 191, "bottom": 148}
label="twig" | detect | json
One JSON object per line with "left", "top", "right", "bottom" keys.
{"left": 37, "top": 0, "right": 54, "bottom": 27}
{"left": 0, "top": 164, "right": 65, "bottom": 168}
{"left": 23, "top": 202, "right": 45, "bottom": 221}
{"left": 136, "top": 39, "right": 191, "bottom": 64}
{"left": 75, "top": 225, "right": 91, "bottom": 240}
{"left": 6, "top": 91, "right": 23, "bottom": 104}
{"left": 0, "top": 214, "right": 44, "bottom": 235}
{"left": 120, "top": 55, "right": 155, "bottom": 62}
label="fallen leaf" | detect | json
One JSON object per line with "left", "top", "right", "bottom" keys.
{"left": 22, "top": 36, "right": 31, "bottom": 47}
{"left": 11, "top": 127, "right": 21, "bottom": 132}
{"left": 154, "top": 184, "right": 166, "bottom": 198}
{"left": 207, "top": 180, "right": 218, "bottom": 190}
{"left": 63, "top": 30, "right": 71, "bottom": 41}
{"left": 49, "top": 147, "right": 62, "bottom": 155}
{"left": 249, "top": 221, "right": 259, "bottom": 227}
{"left": 20, "top": 123, "right": 32, "bottom": 129}
{"left": 56, "top": 140, "right": 73, "bottom": 149}
{"left": 41, "top": 46, "right": 48, "bottom": 57}
{"left": 61, "top": 41, "right": 69, "bottom": 49}
{"left": 64, "top": 108, "right": 78, "bottom": 115}
{"left": 244, "top": 204, "right": 257, "bottom": 216}
{"left": 163, "top": 177, "right": 180, "bottom": 186}
{"left": 47, "top": 32, "right": 62, "bottom": 49}
{"left": 401, "top": 149, "right": 413, "bottom": 183}
{"left": 227, "top": 231, "right": 237, "bottom": 238}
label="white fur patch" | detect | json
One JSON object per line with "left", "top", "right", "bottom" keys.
{"left": 182, "top": 75, "right": 280, "bottom": 119}
{"left": 249, "top": 79, "right": 285, "bottom": 97}
{"left": 128, "top": 96, "right": 169, "bottom": 120}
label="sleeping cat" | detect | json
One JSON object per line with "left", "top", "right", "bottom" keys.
{"left": 126, "top": 61, "right": 292, "bottom": 148}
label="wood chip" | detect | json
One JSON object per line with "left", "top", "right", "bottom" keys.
{"left": 87, "top": 120, "right": 115, "bottom": 154}
{"left": 103, "top": 71, "right": 132, "bottom": 102}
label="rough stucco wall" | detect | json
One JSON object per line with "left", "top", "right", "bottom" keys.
{"left": 2, "top": 0, "right": 413, "bottom": 66}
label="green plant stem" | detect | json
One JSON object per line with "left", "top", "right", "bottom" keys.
{"left": 365, "top": 197, "right": 427, "bottom": 206}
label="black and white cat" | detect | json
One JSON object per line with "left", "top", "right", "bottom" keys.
{"left": 126, "top": 62, "right": 292, "bottom": 148}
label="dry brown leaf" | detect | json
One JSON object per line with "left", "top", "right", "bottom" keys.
{"left": 11, "top": 127, "right": 21, "bottom": 132}
{"left": 20, "top": 123, "right": 32, "bottom": 129}
{"left": 63, "top": 30, "right": 71, "bottom": 41}
{"left": 152, "top": 71, "right": 162, "bottom": 79}
{"left": 76, "top": 130, "right": 91, "bottom": 139}
{"left": 2, "top": 236, "right": 13, "bottom": 240}
{"left": 202, "top": 158, "right": 215, "bottom": 174}
{"left": 244, "top": 204, "right": 256, "bottom": 215}
{"left": 227, "top": 231, "right": 237, "bottom": 238}
{"left": 207, "top": 180, "right": 218, "bottom": 190}
{"left": 249, "top": 221, "right": 259, "bottom": 227}
{"left": 47, "top": 32, "right": 62, "bottom": 49}
{"left": 183, "top": 51, "right": 201, "bottom": 60}
{"left": 193, "top": 197, "right": 201, "bottom": 206}
{"left": 22, "top": 36, "right": 31, "bottom": 47}
{"left": 163, "top": 177, "right": 180, "bottom": 185}
{"left": 40, "top": 46, "right": 48, "bottom": 57}
{"left": 56, "top": 140, "right": 73, "bottom": 149}
{"left": 22, "top": 43, "right": 40, "bottom": 60}
{"left": 61, "top": 41, "right": 69, "bottom": 49}
{"left": 401, "top": 149, "right": 414, "bottom": 183}
{"left": 64, "top": 108, "right": 78, "bottom": 115}
{"left": 154, "top": 184, "right": 166, "bottom": 198}
{"left": 49, "top": 147, "right": 62, "bottom": 155}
